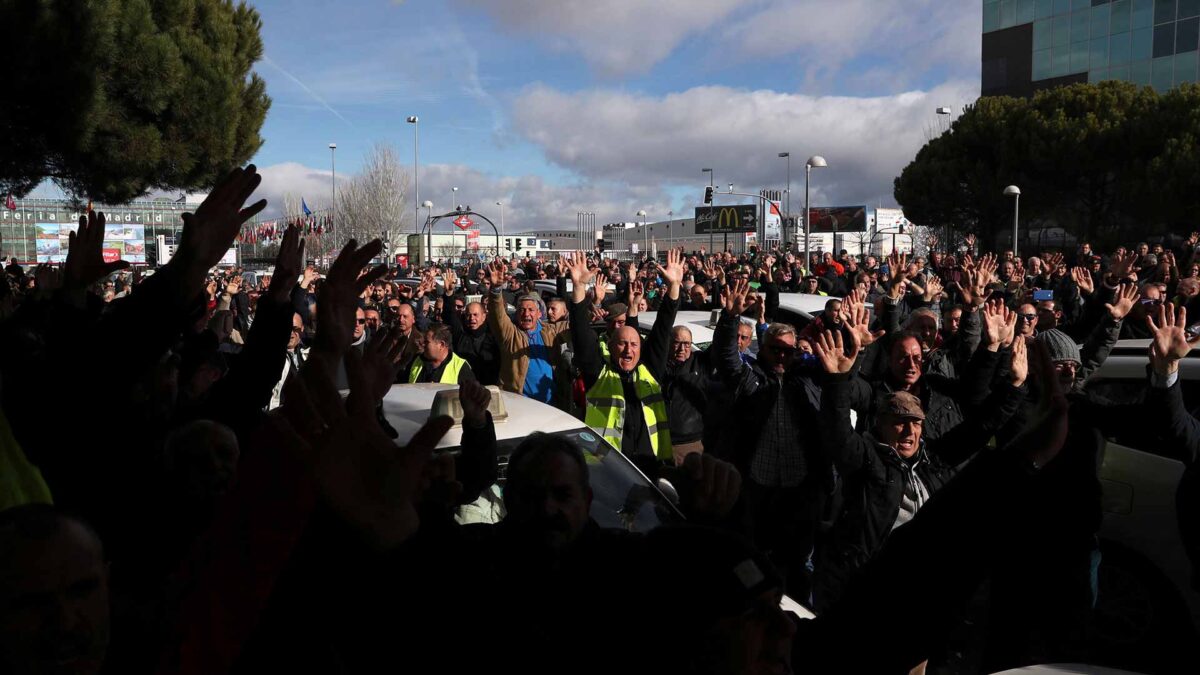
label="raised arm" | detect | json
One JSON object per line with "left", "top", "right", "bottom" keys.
{"left": 813, "top": 329, "right": 875, "bottom": 475}
{"left": 643, "top": 249, "right": 684, "bottom": 378}
{"left": 564, "top": 252, "right": 603, "bottom": 387}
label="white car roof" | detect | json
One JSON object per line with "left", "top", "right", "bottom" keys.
{"left": 635, "top": 310, "right": 753, "bottom": 346}
{"left": 1096, "top": 338, "right": 1200, "bottom": 380}
{"left": 775, "top": 293, "right": 838, "bottom": 317}
{"left": 381, "top": 384, "right": 585, "bottom": 449}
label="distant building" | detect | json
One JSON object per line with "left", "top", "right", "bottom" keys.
{"left": 982, "top": 0, "right": 1200, "bottom": 98}
{"left": 2, "top": 197, "right": 192, "bottom": 266}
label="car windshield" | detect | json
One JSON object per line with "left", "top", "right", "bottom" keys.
{"left": 453, "top": 427, "right": 683, "bottom": 532}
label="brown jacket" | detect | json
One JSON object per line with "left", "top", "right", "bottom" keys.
{"left": 487, "top": 291, "right": 570, "bottom": 394}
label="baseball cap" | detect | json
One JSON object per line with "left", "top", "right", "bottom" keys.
{"left": 607, "top": 302, "right": 629, "bottom": 318}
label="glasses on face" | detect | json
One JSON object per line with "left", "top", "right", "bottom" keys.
{"left": 670, "top": 340, "right": 693, "bottom": 349}
{"left": 767, "top": 344, "right": 797, "bottom": 356}
{"left": 356, "top": 318, "right": 367, "bottom": 325}
{"left": 388, "top": 305, "right": 401, "bottom": 313}
{"left": 1020, "top": 313, "right": 1037, "bottom": 322}
{"left": 1141, "top": 298, "right": 1163, "bottom": 307}
{"left": 291, "top": 326, "right": 304, "bottom": 334}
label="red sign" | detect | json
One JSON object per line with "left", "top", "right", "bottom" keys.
{"left": 466, "top": 229, "right": 480, "bottom": 250}
{"left": 395, "top": 254, "right": 409, "bottom": 268}
{"left": 453, "top": 215, "right": 474, "bottom": 230}
{"left": 102, "top": 249, "right": 121, "bottom": 263}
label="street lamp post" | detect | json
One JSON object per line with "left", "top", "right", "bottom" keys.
{"left": 637, "top": 210, "right": 647, "bottom": 259}
{"left": 804, "top": 155, "right": 827, "bottom": 273}
{"left": 451, "top": 186, "right": 459, "bottom": 209}
{"left": 1004, "top": 185, "right": 1021, "bottom": 258}
{"left": 702, "top": 167, "right": 714, "bottom": 254}
{"left": 407, "top": 116, "right": 419, "bottom": 237}
{"left": 328, "top": 142, "right": 336, "bottom": 266}
{"left": 667, "top": 210, "right": 674, "bottom": 250}
{"left": 496, "top": 201, "right": 505, "bottom": 237}
{"left": 778, "top": 152, "right": 791, "bottom": 246}
{"left": 422, "top": 200, "right": 434, "bottom": 264}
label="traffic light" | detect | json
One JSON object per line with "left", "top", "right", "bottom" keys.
{"left": 598, "top": 239, "right": 607, "bottom": 252}
{"left": 515, "top": 238, "right": 523, "bottom": 252}
{"left": 704, "top": 185, "right": 714, "bottom": 205}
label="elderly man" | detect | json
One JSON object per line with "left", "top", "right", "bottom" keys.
{"left": 811, "top": 326, "right": 1026, "bottom": 611}
{"left": 661, "top": 325, "right": 715, "bottom": 465}
{"left": 565, "top": 249, "right": 684, "bottom": 467}
{"left": 407, "top": 323, "right": 475, "bottom": 384}
{"left": 486, "top": 261, "right": 570, "bottom": 402}
{"left": 441, "top": 271, "right": 500, "bottom": 386}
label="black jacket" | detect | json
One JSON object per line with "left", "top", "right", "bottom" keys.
{"left": 711, "top": 311, "right": 827, "bottom": 488}
{"left": 660, "top": 349, "right": 715, "bottom": 445}
{"left": 444, "top": 304, "right": 500, "bottom": 386}
{"left": 813, "top": 372, "right": 1024, "bottom": 610}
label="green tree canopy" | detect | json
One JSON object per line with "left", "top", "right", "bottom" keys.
{"left": 0, "top": 0, "right": 270, "bottom": 203}
{"left": 894, "top": 81, "right": 1200, "bottom": 250}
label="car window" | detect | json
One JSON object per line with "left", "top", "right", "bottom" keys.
{"left": 454, "top": 427, "right": 683, "bottom": 532}
{"left": 1085, "top": 377, "right": 1200, "bottom": 460}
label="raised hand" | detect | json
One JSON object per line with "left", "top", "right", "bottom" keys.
{"left": 658, "top": 247, "right": 685, "bottom": 294}
{"left": 965, "top": 233, "right": 977, "bottom": 250}
{"left": 174, "top": 165, "right": 267, "bottom": 275}
{"left": 459, "top": 379, "right": 493, "bottom": 428}
{"left": 1010, "top": 335, "right": 1029, "bottom": 387}
{"left": 277, "top": 351, "right": 452, "bottom": 550}
{"left": 267, "top": 224, "right": 305, "bottom": 302}
{"left": 1106, "top": 251, "right": 1140, "bottom": 285}
{"left": 813, "top": 329, "right": 858, "bottom": 374}
{"left": 722, "top": 277, "right": 751, "bottom": 316}
{"left": 1071, "top": 266, "right": 1094, "bottom": 296}
{"left": 65, "top": 210, "right": 130, "bottom": 288}
{"left": 628, "top": 280, "right": 645, "bottom": 316}
{"left": 315, "top": 239, "right": 387, "bottom": 358}
{"left": 923, "top": 276, "right": 944, "bottom": 302}
{"left": 486, "top": 260, "right": 507, "bottom": 286}
{"left": 361, "top": 323, "right": 408, "bottom": 402}
{"left": 442, "top": 268, "right": 458, "bottom": 294}
{"left": 983, "top": 299, "right": 1017, "bottom": 350}
{"left": 847, "top": 303, "right": 885, "bottom": 348}
{"left": 1147, "top": 302, "right": 1193, "bottom": 375}
{"left": 1105, "top": 283, "right": 1140, "bottom": 322}
{"left": 34, "top": 264, "right": 63, "bottom": 294}
{"left": 225, "top": 276, "right": 242, "bottom": 296}
{"left": 671, "top": 453, "right": 742, "bottom": 518}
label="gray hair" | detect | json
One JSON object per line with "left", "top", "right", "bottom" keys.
{"left": 517, "top": 293, "right": 546, "bottom": 317}
{"left": 764, "top": 322, "right": 796, "bottom": 342}
{"left": 904, "top": 307, "right": 940, "bottom": 330}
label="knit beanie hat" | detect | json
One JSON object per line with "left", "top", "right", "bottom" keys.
{"left": 1036, "top": 328, "right": 1081, "bottom": 365}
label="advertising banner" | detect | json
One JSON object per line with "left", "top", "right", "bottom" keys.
{"left": 764, "top": 201, "right": 783, "bottom": 240}
{"left": 695, "top": 205, "right": 756, "bottom": 234}
{"left": 807, "top": 206, "right": 867, "bottom": 233}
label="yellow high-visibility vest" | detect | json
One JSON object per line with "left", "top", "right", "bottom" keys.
{"left": 583, "top": 363, "right": 672, "bottom": 461}
{"left": 408, "top": 352, "right": 468, "bottom": 384}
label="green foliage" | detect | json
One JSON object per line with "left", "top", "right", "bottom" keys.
{"left": 0, "top": 0, "right": 270, "bottom": 203}
{"left": 894, "top": 82, "right": 1200, "bottom": 248}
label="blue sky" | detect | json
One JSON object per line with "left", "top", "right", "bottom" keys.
{"left": 245, "top": 0, "right": 984, "bottom": 230}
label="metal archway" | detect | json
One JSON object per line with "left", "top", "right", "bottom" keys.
{"left": 421, "top": 208, "right": 502, "bottom": 262}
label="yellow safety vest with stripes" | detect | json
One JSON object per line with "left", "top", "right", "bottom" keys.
{"left": 583, "top": 363, "right": 673, "bottom": 461}
{"left": 408, "top": 352, "right": 468, "bottom": 384}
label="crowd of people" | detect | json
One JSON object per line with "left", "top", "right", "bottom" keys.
{"left": 2, "top": 164, "right": 1200, "bottom": 674}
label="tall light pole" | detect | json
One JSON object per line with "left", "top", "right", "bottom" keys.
{"left": 451, "top": 186, "right": 459, "bottom": 209}
{"left": 496, "top": 201, "right": 505, "bottom": 236}
{"left": 422, "top": 200, "right": 434, "bottom": 263}
{"left": 778, "top": 152, "right": 791, "bottom": 246}
{"left": 407, "top": 116, "right": 419, "bottom": 237}
{"left": 637, "top": 210, "right": 647, "bottom": 258}
{"left": 329, "top": 142, "right": 336, "bottom": 265}
{"left": 702, "top": 167, "right": 714, "bottom": 254}
{"left": 1004, "top": 185, "right": 1021, "bottom": 258}
{"left": 804, "top": 155, "right": 827, "bottom": 272}
{"left": 667, "top": 210, "right": 674, "bottom": 249}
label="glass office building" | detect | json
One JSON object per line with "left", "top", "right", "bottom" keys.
{"left": 982, "top": 0, "right": 1200, "bottom": 95}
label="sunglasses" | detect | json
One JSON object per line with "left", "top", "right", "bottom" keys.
{"left": 1020, "top": 313, "right": 1038, "bottom": 322}
{"left": 387, "top": 305, "right": 401, "bottom": 312}
{"left": 356, "top": 319, "right": 367, "bottom": 324}
{"left": 767, "top": 344, "right": 797, "bottom": 355}
{"left": 1141, "top": 298, "right": 1163, "bottom": 307}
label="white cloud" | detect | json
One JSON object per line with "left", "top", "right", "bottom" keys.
{"left": 454, "top": 0, "right": 757, "bottom": 77}
{"left": 721, "top": 1, "right": 981, "bottom": 88}
{"left": 255, "top": 162, "right": 340, "bottom": 217}
{"left": 510, "top": 80, "right": 981, "bottom": 209}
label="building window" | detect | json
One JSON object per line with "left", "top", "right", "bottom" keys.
{"left": 1019, "top": 0, "right": 1038, "bottom": 22}
{"left": 985, "top": 0, "right": 1002, "bottom": 31}
{"left": 1111, "top": 30, "right": 1133, "bottom": 62}
{"left": 1038, "top": 0, "right": 1056, "bottom": 17}
{"left": 1056, "top": 0, "right": 1074, "bottom": 15}
{"left": 1154, "top": 21, "right": 1177, "bottom": 55}
{"left": 1073, "top": 38, "right": 1093, "bottom": 70}
{"left": 1183, "top": 0, "right": 1200, "bottom": 18}
{"left": 1177, "top": 15, "right": 1200, "bottom": 50}
{"left": 1112, "top": 0, "right": 1133, "bottom": 32}
{"left": 1092, "top": 3, "right": 1112, "bottom": 37}
{"left": 1155, "top": 0, "right": 1177, "bottom": 24}
{"left": 1035, "top": 47, "right": 1055, "bottom": 77}
{"left": 1002, "top": 0, "right": 1019, "bottom": 27}
{"left": 1092, "top": 35, "right": 1111, "bottom": 65}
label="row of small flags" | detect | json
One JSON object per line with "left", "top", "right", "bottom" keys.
{"left": 237, "top": 213, "right": 333, "bottom": 245}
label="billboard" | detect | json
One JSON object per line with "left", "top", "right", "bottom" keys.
{"left": 694, "top": 205, "right": 756, "bottom": 234}
{"left": 38, "top": 222, "right": 148, "bottom": 264}
{"left": 807, "top": 206, "right": 867, "bottom": 233}
{"left": 765, "top": 200, "right": 783, "bottom": 240}
{"left": 874, "top": 208, "right": 910, "bottom": 233}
